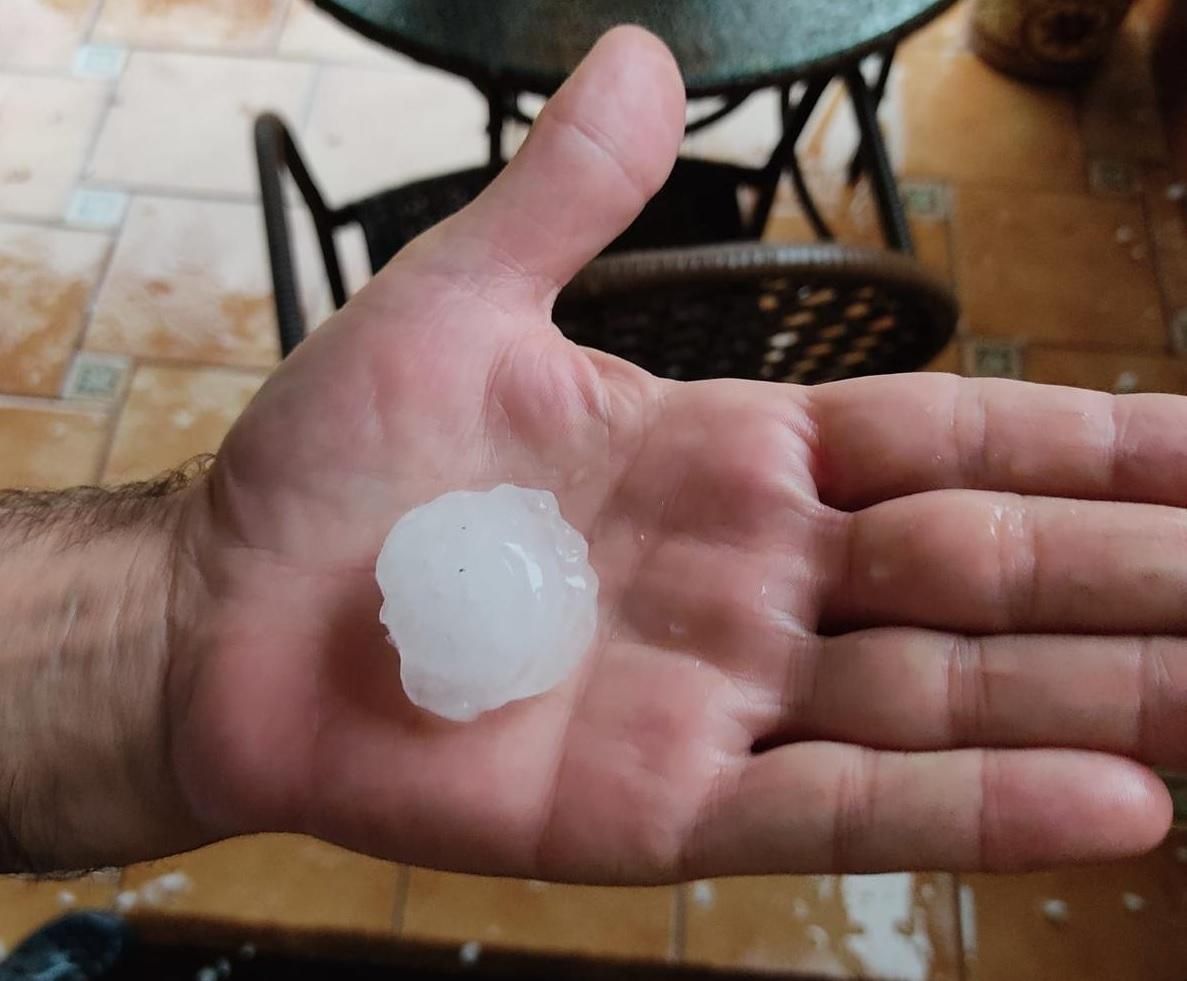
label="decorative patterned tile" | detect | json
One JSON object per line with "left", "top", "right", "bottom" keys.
{"left": 72, "top": 43, "right": 128, "bottom": 80}
{"left": 62, "top": 351, "right": 130, "bottom": 401}
{"left": 102, "top": 362, "right": 266, "bottom": 483}
{"left": 0, "top": 871, "right": 119, "bottom": 951}
{"left": 85, "top": 196, "right": 314, "bottom": 367}
{"left": 92, "top": 0, "right": 287, "bottom": 52}
{"left": 277, "top": 0, "right": 398, "bottom": 66}
{"left": 0, "top": 0, "right": 98, "bottom": 70}
{"left": 965, "top": 338, "right": 1023, "bottom": 380}
{"left": 401, "top": 870, "right": 674, "bottom": 961}
{"left": 65, "top": 187, "right": 129, "bottom": 228}
{"left": 302, "top": 62, "right": 486, "bottom": 202}
{"left": 87, "top": 52, "right": 314, "bottom": 196}
{"left": 0, "top": 222, "right": 110, "bottom": 397}
{"left": 953, "top": 186, "right": 1165, "bottom": 348}
{"left": 962, "top": 833, "right": 1187, "bottom": 981}
{"left": 1088, "top": 158, "right": 1140, "bottom": 198}
{"left": 0, "top": 73, "right": 109, "bottom": 220}
{"left": 0, "top": 403, "right": 108, "bottom": 489}
{"left": 683, "top": 874, "right": 960, "bottom": 980}
{"left": 121, "top": 835, "right": 399, "bottom": 933}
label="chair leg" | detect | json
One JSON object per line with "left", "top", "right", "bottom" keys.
{"left": 750, "top": 77, "right": 832, "bottom": 239}
{"left": 847, "top": 47, "right": 897, "bottom": 186}
{"left": 844, "top": 68, "right": 914, "bottom": 254}
{"left": 255, "top": 115, "right": 307, "bottom": 358}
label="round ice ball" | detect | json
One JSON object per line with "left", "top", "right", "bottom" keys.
{"left": 375, "top": 484, "right": 599, "bottom": 722}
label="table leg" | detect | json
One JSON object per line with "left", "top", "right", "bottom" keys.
{"left": 844, "top": 67, "right": 913, "bottom": 253}
{"left": 750, "top": 77, "right": 832, "bottom": 239}
{"left": 847, "top": 47, "right": 897, "bottom": 186}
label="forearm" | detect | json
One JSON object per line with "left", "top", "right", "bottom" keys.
{"left": 0, "top": 465, "right": 210, "bottom": 873}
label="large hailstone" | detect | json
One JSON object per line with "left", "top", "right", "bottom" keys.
{"left": 375, "top": 484, "right": 599, "bottom": 722}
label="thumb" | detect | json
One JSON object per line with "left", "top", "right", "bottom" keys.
{"left": 400, "top": 26, "right": 686, "bottom": 308}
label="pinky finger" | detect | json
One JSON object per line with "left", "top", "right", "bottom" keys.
{"left": 690, "top": 745, "right": 1170, "bottom": 877}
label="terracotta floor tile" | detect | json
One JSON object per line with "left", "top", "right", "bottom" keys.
{"left": 0, "top": 0, "right": 98, "bottom": 70}
{"left": 683, "top": 874, "right": 960, "bottom": 980}
{"left": 0, "top": 223, "right": 110, "bottom": 397}
{"left": 0, "top": 871, "right": 120, "bottom": 950}
{"left": 766, "top": 175, "right": 954, "bottom": 285}
{"left": 102, "top": 362, "right": 265, "bottom": 483}
{"left": 885, "top": 47, "right": 1084, "bottom": 191}
{"left": 1024, "top": 346, "right": 1187, "bottom": 393}
{"left": 277, "top": 0, "right": 398, "bottom": 67}
{"left": 85, "top": 196, "right": 318, "bottom": 366}
{"left": 0, "top": 73, "right": 109, "bottom": 220}
{"left": 92, "top": 0, "right": 286, "bottom": 52}
{"left": 122, "top": 835, "right": 399, "bottom": 933}
{"left": 401, "top": 870, "right": 673, "bottom": 961}
{"left": 1144, "top": 169, "right": 1187, "bottom": 320}
{"left": 962, "top": 833, "right": 1187, "bottom": 981}
{"left": 953, "top": 185, "right": 1166, "bottom": 348}
{"left": 87, "top": 52, "right": 314, "bottom": 196}
{"left": 1080, "top": 24, "right": 1169, "bottom": 164}
{"left": 302, "top": 62, "right": 486, "bottom": 202}
{"left": 0, "top": 402, "right": 108, "bottom": 488}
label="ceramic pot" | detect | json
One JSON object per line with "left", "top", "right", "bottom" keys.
{"left": 971, "top": 0, "right": 1137, "bottom": 82}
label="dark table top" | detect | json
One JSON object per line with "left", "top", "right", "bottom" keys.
{"left": 314, "top": 0, "right": 956, "bottom": 96}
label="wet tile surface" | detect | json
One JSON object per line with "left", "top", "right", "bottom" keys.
{"left": 86, "top": 196, "right": 285, "bottom": 366}
{"left": 102, "top": 362, "right": 265, "bottom": 482}
{"left": 954, "top": 186, "right": 1166, "bottom": 348}
{"left": 683, "top": 874, "right": 960, "bottom": 980}
{"left": 302, "top": 62, "right": 486, "bottom": 201}
{"left": 122, "top": 835, "right": 400, "bottom": 933}
{"left": 0, "top": 403, "right": 108, "bottom": 488}
{"left": 962, "top": 834, "right": 1187, "bottom": 981}
{"left": 401, "top": 871, "right": 675, "bottom": 961}
{"left": 0, "top": 73, "right": 109, "bottom": 220}
{"left": 87, "top": 52, "right": 314, "bottom": 195}
{"left": 0, "top": 872, "right": 120, "bottom": 950}
{"left": 0, "top": 0, "right": 99, "bottom": 70}
{"left": 92, "top": 0, "right": 286, "bottom": 52}
{"left": 0, "top": 222, "right": 110, "bottom": 396}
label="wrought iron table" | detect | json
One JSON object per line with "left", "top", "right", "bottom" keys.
{"left": 312, "top": 0, "right": 957, "bottom": 253}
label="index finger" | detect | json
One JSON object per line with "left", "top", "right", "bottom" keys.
{"left": 806, "top": 374, "right": 1187, "bottom": 511}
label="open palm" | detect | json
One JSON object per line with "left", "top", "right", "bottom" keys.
{"left": 169, "top": 28, "right": 1183, "bottom": 883}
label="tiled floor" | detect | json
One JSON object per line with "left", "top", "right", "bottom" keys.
{"left": 2, "top": 1, "right": 1187, "bottom": 978}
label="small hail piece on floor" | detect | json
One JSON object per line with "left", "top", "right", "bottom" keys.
{"left": 238, "top": 942, "right": 257, "bottom": 959}
{"left": 57, "top": 890, "right": 76, "bottom": 908}
{"left": 691, "top": 881, "right": 716, "bottom": 908}
{"left": 195, "top": 967, "right": 218, "bottom": 981}
{"left": 459, "top": 941, "right": 482, "bottom": 965}
{"left": 115, "top": 890, "right": 137, "bottom": 913}
{"left": 376, "top": 485, "right": 599, "bottom": 722}
{"left": 1121, "top": 892, "right": 1146, "bottom": 913}
{"left": 1040, "top": 898, "right": 1069, "bottom": 925}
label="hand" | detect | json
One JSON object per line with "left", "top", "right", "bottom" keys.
{"left": 169, "top": 27, "right": 1182, "bottom": 883}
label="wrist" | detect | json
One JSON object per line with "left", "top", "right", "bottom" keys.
{"left": 0, "top": 466, "right": 213, "bottom": 872}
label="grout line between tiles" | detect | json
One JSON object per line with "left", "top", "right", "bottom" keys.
{"left": 92, "top": 358, "right": 135, "bottom": 484}
{"left": 668, "top": 884, "right": 686, "bottom": 963}
{"left": 68, "top": 191, "right": 133, "bottom": 377}
{"left": 80, "top": 0, "right": 107, "bottom": 46}
{"left": 391, "top": 866, "right": 410, "bottom": 935}
{"left": 0, "top": 393, "right": 111, "bottom": 414}
{"left": 298, "top": 62, "right": 323, "bottom": 131}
